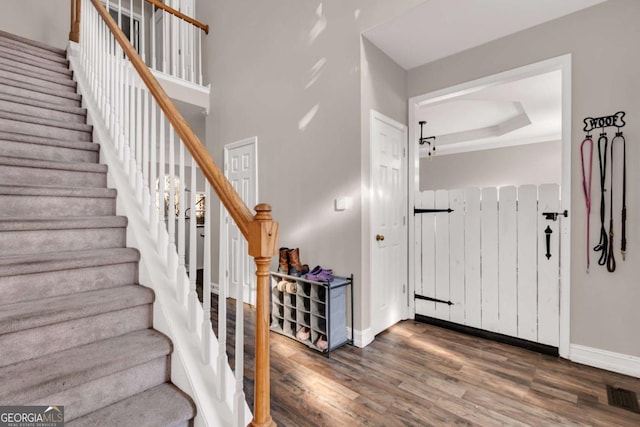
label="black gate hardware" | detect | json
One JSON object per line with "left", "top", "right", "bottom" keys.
{"left": 414, "top": 208, "right": 454, "bottom": 215}
{"left": 545, "top": 226, "right": 553, "bottom": 260}
{"left": 415, "top": 293, "right": 453, "bottom": 306}
{"left": 542, "top": 210, "right": 568, "bottom": 221}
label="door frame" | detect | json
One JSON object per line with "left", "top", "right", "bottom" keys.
{"left": 368, "top": 110, "right": 409, "bottom": 338}
{"left": 218, "top": 136, "right": 258, "bottom": 305}
{"left": 407, "top": 54, "right": 572, "bottom": 357}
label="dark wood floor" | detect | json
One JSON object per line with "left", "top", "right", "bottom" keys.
{"left": 199, "top": 286, "right": 640, "bottom": 426}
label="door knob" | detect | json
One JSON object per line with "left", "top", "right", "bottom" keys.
{"left": 376, "top": 234, "right": 385, "bottom": 241}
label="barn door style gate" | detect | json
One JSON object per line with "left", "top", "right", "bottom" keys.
{"left": 414, "top": 184, "right": 562, "bottom": 348}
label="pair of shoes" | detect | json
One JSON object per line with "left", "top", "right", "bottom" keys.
{"left": 306, "top": 266, "right": 334, "bottom": 282}
{"left": 276, "top": 280, "right": 297, "bottom": 293}
{"left": 296, "top": 326, "right": 310, "bottom": 341}
{"left": 278, "top": 247, "right": 310, "bottom": 276}
{"left": 316, "top": 335, "right": 328, "bottom": 351}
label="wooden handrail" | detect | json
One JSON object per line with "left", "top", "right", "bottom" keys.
{"left": 146, "top": 0, "right": 209, "bottom": 34}
{"left": 89, "top": 0, "right": 249, "bottom": 238}
{"left": 69, "top": 0, "right": 81, "bottom": 42}
{"left": 89, "top": 1, "right": 277, "bottom": 425}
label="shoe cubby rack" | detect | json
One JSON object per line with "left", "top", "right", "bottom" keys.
{"left": 270, "top": 271, "right": 354, "bottom": 357}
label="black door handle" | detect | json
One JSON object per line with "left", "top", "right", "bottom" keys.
{"left": 545, "top": 225, "right": 553, "bottom": 259}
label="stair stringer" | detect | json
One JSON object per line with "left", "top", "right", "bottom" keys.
{"left": 67, "top": 46, "right": 253, "bottom": 427}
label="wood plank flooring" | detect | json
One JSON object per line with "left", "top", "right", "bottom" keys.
{"left": 200, "top": 287, "right": 640, "bottom": 426}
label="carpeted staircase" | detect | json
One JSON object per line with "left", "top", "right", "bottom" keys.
{"left": 0, "top": 30, "right": 196, "bottom": 426}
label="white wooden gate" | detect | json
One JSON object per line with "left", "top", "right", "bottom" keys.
{"left": 414, "top": 184, "right": 561, "bottom": 347}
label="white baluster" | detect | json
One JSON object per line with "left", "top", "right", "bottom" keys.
{"left": 180, "top": 14, "right": 186, "bottom": 79}
{"left": 198, "top": 29, "right": 202, "bottom": 85}
{"left": 168, "top": 126, "right": 177, "bottom": 275}
{"left": 129, "top": 70, "right": 137, "bottom": 188}
{"left": 140, "top": 0, "right": 146, "bottom": 65}
{"left": 217, "top": 244, "right": 228, "bottom": 401}
{"left": 142, "top": 89, "right": 150, "bottom": 221}
{"left": 188, "top": 157, "right": 198, "bottom": 331}
{"left": 123, "top": 64, "right": 130, "bottom": 175}
{"left": 234, "top": 277, "right": 245, "bottom": 427}
{"left": 177, "top": 142, "right": 186, "bottom": 304}
{"left": 151, "top": 1, "right": 157, "bottom": 70}
{"left": 202, "top": 185, "right": 212, "bottom": 364}
{"left": 162, "top": 10, "right": 168, "bottom": 73}
{"left": 135, "top": 82, "right": 144, "bottom": 203}
{"left": 157, "top": 115, "right": 168, "bottom": 257}
{"left": 149, "top": 100, "right": 158, "bottom": 240}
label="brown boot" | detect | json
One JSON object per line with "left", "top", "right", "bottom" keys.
{"left": 288, "top": 248, "right": 309, "bottom": 276}
{"left": 278, "top": 247, "right": 289, "bottom": 274}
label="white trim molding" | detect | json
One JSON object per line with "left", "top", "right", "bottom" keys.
{"left": 347, "top": 327, "right": 375, "bottom": 348}
{"left": 571, "top": 344, "right": 640, "bottom": 378}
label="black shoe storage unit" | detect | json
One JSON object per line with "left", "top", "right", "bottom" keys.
{"left": 270, "top": 271, "right": 353, "bottom": 357}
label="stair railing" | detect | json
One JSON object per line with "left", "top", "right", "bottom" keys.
{"left": 72, "top": 1, "right": 278, "bottom": 426}
{"left": 73, "top": 0, "right": 207, "bottom": 85}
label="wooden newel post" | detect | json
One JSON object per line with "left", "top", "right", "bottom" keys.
{"left": 248, "top": 203, "right": 278, "bottom": 427}
{"left": 69, "top": 0, "right": 81, "bottom": 42}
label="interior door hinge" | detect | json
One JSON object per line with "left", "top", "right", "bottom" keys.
{"left": 403, "top": 215, "right": 406, "bottom": 226}
{"left": 403, "top": 147, "right": 406, "bottom": 158}
{"left": 226, "top": 270, "right": 229, "bottom": 278}
{"left": 403, "top": 284, "right": 406, "bottom": 294}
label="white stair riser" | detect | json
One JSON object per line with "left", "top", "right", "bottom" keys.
{"left": 0, "top": 139, "right": 98, "bottom": 163}
{"left": 1, "top": 262, "right": 138, "bottom": 305}
{"left": 0, "top": 194, "right": 115, "bottom": 218}
{"left": 0, "top": 227, "right": 126, "bottom": 256}
{"left": 0, "top": 305, "right": 152, "bottom": 368}
{"left": 0, "top": 165, "right": 106, "bottom": 187}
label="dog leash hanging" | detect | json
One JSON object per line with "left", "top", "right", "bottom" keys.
{"left": 593, "top": 132, "right": 609, "bottom": 266}
{"left": 607, "top": 134, "right": 616, "bottom": 273}
{"left": 612, "top": 130, "right": 627, "bottom": 261}
{"left": 580, "top": 135, "right": 594, "bottom": 272}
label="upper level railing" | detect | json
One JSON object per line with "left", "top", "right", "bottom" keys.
{"left": 70, "top": 1, "right": 278, "bottom": 425}
{"left": 72, "top": 0, "right": 208, "bottom": 86}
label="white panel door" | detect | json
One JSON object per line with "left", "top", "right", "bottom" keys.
{"left": 223, "top": 138, "right": 257, "bottom": 305}
{"left": 371, "top": 112, "right": 407, "bottom": 337}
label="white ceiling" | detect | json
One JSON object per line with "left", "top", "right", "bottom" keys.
{"left": 417, "top": 70, "right": 562, "bottom": 156}
{"left": 364, "top": 0, "right": 607, "bottom": 70}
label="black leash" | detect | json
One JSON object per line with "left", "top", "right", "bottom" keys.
{"left": 594, "top": 132, "right": 609, "bottom": 266}
{"left": 607, "top": 135, "right": 616, "bottom": 273}
{"left": 613, "top": 130, "right": 627, "bottom": 262}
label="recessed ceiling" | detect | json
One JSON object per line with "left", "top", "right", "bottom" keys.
{"left": 364, "top": 0, "right": 607, "bottom": 70}
{"left": 417, "top": 70, "right": 562, "bottom": 156}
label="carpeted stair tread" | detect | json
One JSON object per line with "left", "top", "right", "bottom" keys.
{"left": 0, "top": 39, "right": 68, "bottom": 66}
{"left": 0, "top": 131, "right": 98, "bottom": 152}
{"left": 0, "top": 110, "right": 91, "bottom": 133}
{"left": 0, "top": 79, "right": 81, "bottom": 102}
{"left": 0, "top": 215, "right": 127, "bottom": 232}
{"left": 0, "top": 50, "right": 71, "bottom": 78}
{"left": 0, "top": 68, "right": 76, "bottom": 95}
{"left": 0, "top": 64, "right": 75, "bottom": 89}
{"left": 0, "top": 156, "right": 106, "bottom": 173}
{"left": 0, "top": 29, "right": 67, "bottom": 56}
{"left": 0, "top": 55, "right": 73, "bottom": 80}
{"left": 0, "top": 184, "right": 115, "bottom": 198}
{"left": 0, "top": 247, "right": 139, "bottom": 278}
{"left": 67, "top": 383, "right": 196, "bottom": 427}
{"left": 0, "top": 93, "right": 86, "bottom": 117}
{"left": 0, "top": 329, "right": 172, "bottom": 404}
{"left": 0, "top": 285, "right": 154, "bottom": 335}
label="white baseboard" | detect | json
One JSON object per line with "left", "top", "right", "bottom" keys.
{"left": 347, "top": 327, "right": 375, "bottom": 348}
{"left": 570, "top": 344, "right": 640, "bottom": 378}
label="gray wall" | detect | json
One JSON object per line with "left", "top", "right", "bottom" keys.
{"left": 420, "top": 141, "right": 561, "bottom": 191}
{"left": 408, "top": 0, "right": 640, "bottom": 357}
{"left": 197, "top": 0, "right": 422, "bottom": 331}
{"left": 0, "top": 0, "right": 69, "bottom": 49}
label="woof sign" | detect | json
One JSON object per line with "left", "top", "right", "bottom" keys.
{"left": 583, "top": 111, "right": 626, "bottom": 132}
